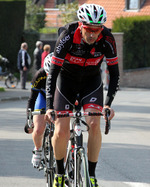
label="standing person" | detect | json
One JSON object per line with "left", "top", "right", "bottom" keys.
{"left": 45, "top": 3, "right": 120, "bottom": 187}
{"left": 17, "top": 42, "right": 31, "bottom": 90}
{"left": 33, "top": 41, "right": 43, "bottom": 71}
{"left": 41, "top": 44, "right": 51, "bottom": 68}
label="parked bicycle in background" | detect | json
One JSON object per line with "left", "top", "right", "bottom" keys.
{"left": 0, "top": 55, "right": 18, "bottom": 88}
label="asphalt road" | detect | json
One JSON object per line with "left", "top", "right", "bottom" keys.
{"left": 0, "top": 88, "right": 150, "bottom": 187}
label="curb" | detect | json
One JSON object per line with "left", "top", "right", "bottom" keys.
{"left": 0, "top": 96, "right": 29, "bottom": 103}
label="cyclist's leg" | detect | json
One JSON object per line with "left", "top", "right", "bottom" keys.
{"left": 52, "top": 118, "right": 70, "bottom": 161}
{"left": 31, "top": 92, "right": 46, "bottom": 168}
{"left": 32, "top": 91, "right": 46, "bottom": 149}
{"left": 52, "top": 75, "right": 76, "bottom": 184}
{"left": 85, "top": 108, "right": 101, "bottom": 161}
{"left": 32, "top": 114, "right": 45, "bottom": 149}
{"left": 53, "top": 89, "right": 74, "bottom": 173}
{"left": 81, "top": 75, "right": 103, "bottom": 181}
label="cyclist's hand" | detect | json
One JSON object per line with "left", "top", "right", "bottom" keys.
{"left": 45, "top": 109, "right": 57, "bottom": 123}
{"left": 103, "top": 106, "right": 115, "bottom": 120}
{"left": 24, "top": 122, "right": 34, "bottom": 134}
{"left": 23, "top": 66, "right": 27, "bottom": 71}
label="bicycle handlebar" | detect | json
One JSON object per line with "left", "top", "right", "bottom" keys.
{"left": 31, "top": 109, "right": 111, "bottom": 135}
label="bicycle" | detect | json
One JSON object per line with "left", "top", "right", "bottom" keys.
{"left": 28, "top": 109, "right": 55, "bottom": 187}
{"left": 0, "top": 57, "right": 18, "bottom": 88}
{"left": 30, "top": 102, "right": 110, "bottom": 187}
{"left": 40, "top": 122, "right": 55, "bottom": 187}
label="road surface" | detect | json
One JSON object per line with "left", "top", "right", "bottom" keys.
{"left": 0, "top": 88, "right": 150, "bottom": 187}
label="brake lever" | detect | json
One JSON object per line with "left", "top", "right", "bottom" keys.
{"left": 105, "top": 108, "right": 111, "bottom": 135}
{"left": 27, "top": 108, "right": 33, "bottom": 128}
{"left": 50, "top": 110, "right": 56, "bottom": 121}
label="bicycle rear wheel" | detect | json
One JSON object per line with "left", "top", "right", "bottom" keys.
{"left": 5, "top": 74, "right": 18, "bottom": 88}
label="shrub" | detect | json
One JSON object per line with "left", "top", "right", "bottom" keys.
{"left": 39, "top": 27, "right": 58, "bottom": 34}
{"left": 112, "top": 16, "right": 150, "bottom": 69}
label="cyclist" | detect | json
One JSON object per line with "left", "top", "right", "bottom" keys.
{"left": 24, "top": 52, "right": 53, "bottom": 168}
{"left": 45, "top": 3, "right": 120, "bottom": 187}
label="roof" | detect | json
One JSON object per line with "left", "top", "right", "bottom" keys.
{"left": 79, "top": 0, "right": 150, "bottom": 28}
{"left": 44, "top": 0, "right": 150, "bottom": 28}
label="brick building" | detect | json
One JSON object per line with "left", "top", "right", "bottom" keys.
{"left": 44, "top": 0, "right": 150, "bottom": 28}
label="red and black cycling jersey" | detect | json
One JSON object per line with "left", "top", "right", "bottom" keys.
{"left": 46, "top": 21, "right": 119, "bottom": 109}
{"left": 27, "top": 68, "right": 47, "bottom": 112}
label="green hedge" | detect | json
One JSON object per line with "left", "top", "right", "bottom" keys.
{"left": 0, "top": 0, "right": 26, "bottom": 73}
{"left": 112, "top": 16, "right": 150, "bottom": 70}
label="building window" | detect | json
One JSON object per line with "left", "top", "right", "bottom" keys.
{"left": 129, "top": 0, "right": 138, "bottom": 9}
{"left": 56, "top": 0, "right": 65, "bottom": 5}
{"left": 56, "top": 0, "right": 75, "bottom": 5}
{"left": 125, "top": 0, "right": 140, "bottom": 10}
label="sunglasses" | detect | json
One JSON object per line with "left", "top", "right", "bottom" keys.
{"left": 82, "top": 25, "right": 101, "bottom": 34}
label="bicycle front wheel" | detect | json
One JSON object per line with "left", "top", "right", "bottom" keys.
{"left": 65, "top": 140, "right": 74, "bottom": 187}
{"left": 44, "top": 135, "right": 55, "bottom": 187}
{"left": 74, "top": 149, "right": 83, "bottom": 187}
{"left": 5, "top": 74, "right": 18, "bottom": 88}
{"left": 74, "top": 148, "right": 91, "bottom": 187}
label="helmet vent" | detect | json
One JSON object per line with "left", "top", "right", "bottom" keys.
{"left": 94, "top": 5, "right": 97, "bottom": 19}
{"left": 98, "top": 10, "right": 103, "bottom": 22}
{"left": 85, "top": 8, "right": 93, "bottom": 22}
{"left": 86, "top": 9, "right": 90, "bottom": 15}
{"left": 81, "top": 8, "right": 84, "bottom": 13}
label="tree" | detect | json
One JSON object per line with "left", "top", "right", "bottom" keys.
{"left": 57, "top": 1, "right": 78, "bottom": 25}
{"left": 25, "top": 0, "right": 46, "bottom": 31}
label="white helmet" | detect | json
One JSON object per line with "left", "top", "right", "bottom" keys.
{"left": 77, "top": 4, "right": 107, "bottom": 26}
{"left": 44, "top": 52, "right": 53, "bottom": 74}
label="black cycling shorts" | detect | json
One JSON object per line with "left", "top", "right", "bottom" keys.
{"left": 53, "top": 74, "right": 103, "bottom": 113}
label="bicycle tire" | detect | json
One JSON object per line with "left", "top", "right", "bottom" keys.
{"left": 73, "top": 148, "right": 92, "bottom": 187}
{"left": 80, "top": 148, "right": 91, "bottom": 187}
{"left": 48, "top": 138, "right": 55, "bottom": 187}
{"left": 74, "top": 148, "right": 83, "bottom": 187}
{"left": 65, "top": 141, "right": 74, "bottom": 187}
{"left": 65, "top": 143, "right": 91, "bottom": 186}
{"left": 43, "top": 128, "right": 55, "bottom": 187}
{"left": 5, "top": 74, "right": 18, "bottom": 89}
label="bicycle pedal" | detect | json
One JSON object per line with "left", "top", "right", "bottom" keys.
{"left": 44, "top": 167, "right": 51, "bottom": 176}
{"left": 38, "top": 165, "right": 44, "bottom": 171}
{"left": 64, "top": 176, "right": 70, "bottom": 187}
{"left": 38, "top": 159, "right": 45, "bottom": 171}
{"left": 65, "top": 180, "right": 69, "bottom": 187}
{"left": 69, "top": 170, "right": 74, "bottom": 180}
